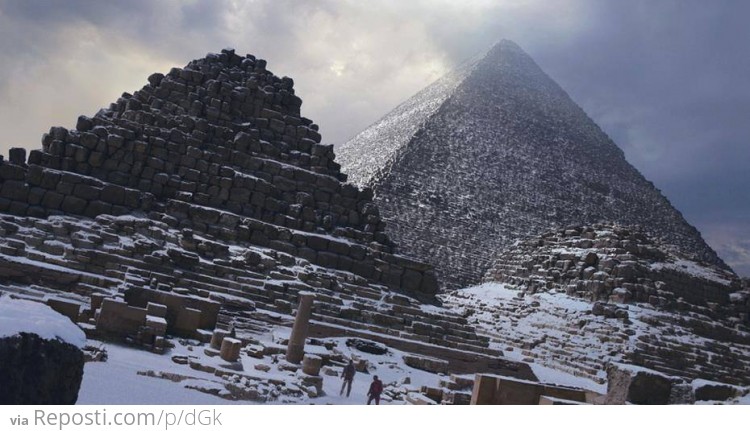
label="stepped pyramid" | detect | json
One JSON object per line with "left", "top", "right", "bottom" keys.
{"left": 337, "top": 40, "right": 727, "bottom": 289}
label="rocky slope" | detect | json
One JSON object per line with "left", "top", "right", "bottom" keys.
{"left": 337, "top": 40, "right": 727, "bottom": 289}
{"left": 441, "top": 224, "right": 750, "bottom": 385}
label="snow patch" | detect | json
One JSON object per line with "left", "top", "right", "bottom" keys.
{"left": 0, "top": 296, "right": 86, "bottom": 348}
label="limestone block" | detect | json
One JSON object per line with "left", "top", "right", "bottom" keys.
{"left": 220, "top": 337, "right": 242, "bottom": 362}
{"left": 146, "top": 302, "right": 168, "bottom": 318}
{"left": 96, "top": 299, "right": 147, "bottom": 337}
{"left": 471, "top": 374, "right": 587, "bottom": 405}
{"left": 302, "top": 354, "right": 322, "bottom": 376}
{"left": 124, "top": 287, "right": 220, "bottom": 331}
{"left": 146, "top": 315, "right": 168, "bottom": 337}
{"left": 471, "top": 374, "right": 499, "bottom": 405}
{"left": 46, "top": 298, "right": 81, "bottom": 323}
{"left": 405, "top": 392, "right": 437, "bottom": 405}
{"left": 355, "top": 358, "right": 369, "bottom": 373}
{"left": 403, "top": 354, "right": 449, "bottom": 374}
{"left": 174, "top": 307, "right": 202, "bottom": 337}
{"left": 8, "top": 147, "right": 26, "bottom": 165}
{"left": 604, "top": 363, "right": 680, "bottom": 405}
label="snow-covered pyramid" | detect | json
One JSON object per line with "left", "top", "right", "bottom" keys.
{"left": 337, "top": 40, "right": 727, "bottom": 289}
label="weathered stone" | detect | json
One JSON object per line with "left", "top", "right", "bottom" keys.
{"left": 302, "top": 354, "right": 322, "bottom": 376}
{"left": 0, "top": 333, "right": 84, "bottom": 404}
{"left": 210, "top": 329, "right": 230, "bottom": 350}
{"left": 471, "top": 374, "right": 588, "bottom": 405}
{"left": 8, "top": 147, "right": 26, "bottom": 165}
{"left": 604, "top": 363, "right": 678, "bottom": 405}
{"left": 693, "top": 380, "right": 743, "bottom": 402}
{"left": 96, "top": 299, "right": 147, "bottom": 337}
{"left": 403, "top": 354, "right": 449, "bottom": 374}
{"left": 46, "top": 298, "right": 81, "bottom": 323}
{"left": 220, "top": 337, "right": 242, "bottom": 362}
{"left": 286, "top": 292, "right": 315, "bottom": 364}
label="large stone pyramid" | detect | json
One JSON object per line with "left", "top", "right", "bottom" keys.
{"left": 337, "top": 40, "right": 727, "bottom": 289}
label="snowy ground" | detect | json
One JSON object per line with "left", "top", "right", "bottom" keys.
{"left": 76, "top": 323, "right": 622, "bottom": 405}
{"left": 77, "top": 329, "right": 459, "bottom": 405}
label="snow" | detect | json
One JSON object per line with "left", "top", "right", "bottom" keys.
{"left": 77, "top": 334, "right": 461, "bottom": 405}
{"left": 651, "top": 258, "right": 732, "bottom": 286}
{"left": 0, "top": 296, "right": 86, "bottom": 348}
{"left": 78, "top": 343, "right": 235, "bottom": 405}
{"left": 0, "top": 254, "right": 120, "bottom": 283}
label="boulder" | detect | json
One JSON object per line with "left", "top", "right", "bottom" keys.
{"left": 605, "top": 363, "right": 683, "bottom": 405}
{"left": 0, "top": 297, "right": 86, "bottom": 404}
{"left": 345, "top": 338, "right": 388, "bottom": 355}
{"left": 693, "top": 379, "right": 744, "bottom": 402}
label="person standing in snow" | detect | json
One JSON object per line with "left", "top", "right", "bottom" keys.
{"left": 367, "top": 375, "right": 383, "bottom": 405}
{"left": 340, "top": 359, "right": 356, "bottom": 397}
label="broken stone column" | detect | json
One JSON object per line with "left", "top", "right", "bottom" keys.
{"left": 285, "top": 292, "right": 315, "bottom": 364}
{"left": 210, "top": 329, "right": 230, "bottom": 350}
{"left": 220, "top": 337, "right": 242, "bottom": 362}
{"left": 302, "top": 354, "right": 322, "bottom": 376}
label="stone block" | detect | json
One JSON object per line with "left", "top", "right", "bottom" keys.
{"left": 302, "top": 354, "right": 322, "bottom": 376}
{"left": 46, "top": 298, "right": 81, "bottom": 323}
{"left": 61, "top": 195, "right": 88, "bottom": 214}
{"left": 123, "top": 287, "right": 220, "bottom": 332}
{"left": 146, "top": 315, "right": 168, "bottom": 337}
{"left": 693, "top": 379, "right": 743, "bottom": 402}
{"left": 405, "top": 392, "right": 437, "bottom": 405}
{"left": 8, "top": 147, "right": 26, "bottom": 165}
{"left": 0, "top": 163, "right": 26, "bottom": 181}
{"left": 220, "top": 337, "right": 242, "bottom": 362}
{"left": 403, "top": 354, "right": 449, "bottom": 374}
{"left": 174, "top": 307, "right": 202, "bottom": 337}
{"left": 90, "top": 293, "right": 106, "bottom": 312}
{"left": 146, "top": 302, "right": 168, "bottom": 318}
{"left": 604, "top": 363, "right": 680, "bottom": 405}
{"left": 471, "top": 374, "right": 587, "bottom": 405}
{"left": 0, "top": 180, "right": 28, "bottom": 201}
{"left": 96, "top": 298, "right": 147, "bottom": 337}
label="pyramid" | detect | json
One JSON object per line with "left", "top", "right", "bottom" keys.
{"left": 337, "top": 40, "right": 728, "bottom": 289}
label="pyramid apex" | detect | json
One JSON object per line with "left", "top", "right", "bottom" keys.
{"left": 488, "top": 39, "right": 529, "bottom": 57}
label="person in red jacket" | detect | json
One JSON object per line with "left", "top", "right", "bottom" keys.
{"left": 367, "top": 375, "right": 383, "bottom": 405}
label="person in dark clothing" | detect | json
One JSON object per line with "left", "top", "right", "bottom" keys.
{"left": 340, "top": 360, "right": 356, "bottom": 397}
{"left": 367, "top": 375, "right": 383, "bottom": 405}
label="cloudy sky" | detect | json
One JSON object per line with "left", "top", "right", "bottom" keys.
{"left": 0, "top": 0, "right": 747, "bottom": 276}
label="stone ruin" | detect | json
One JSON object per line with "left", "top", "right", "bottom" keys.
{"left": 443, "top": 223, "right": 750, "bottom": 388}
{"left": 0, "top": 48, "right": 534, "bottom": 399}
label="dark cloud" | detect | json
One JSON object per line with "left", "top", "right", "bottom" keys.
{"left": 0, "top": 0, "right": 747, "bottom": 274}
